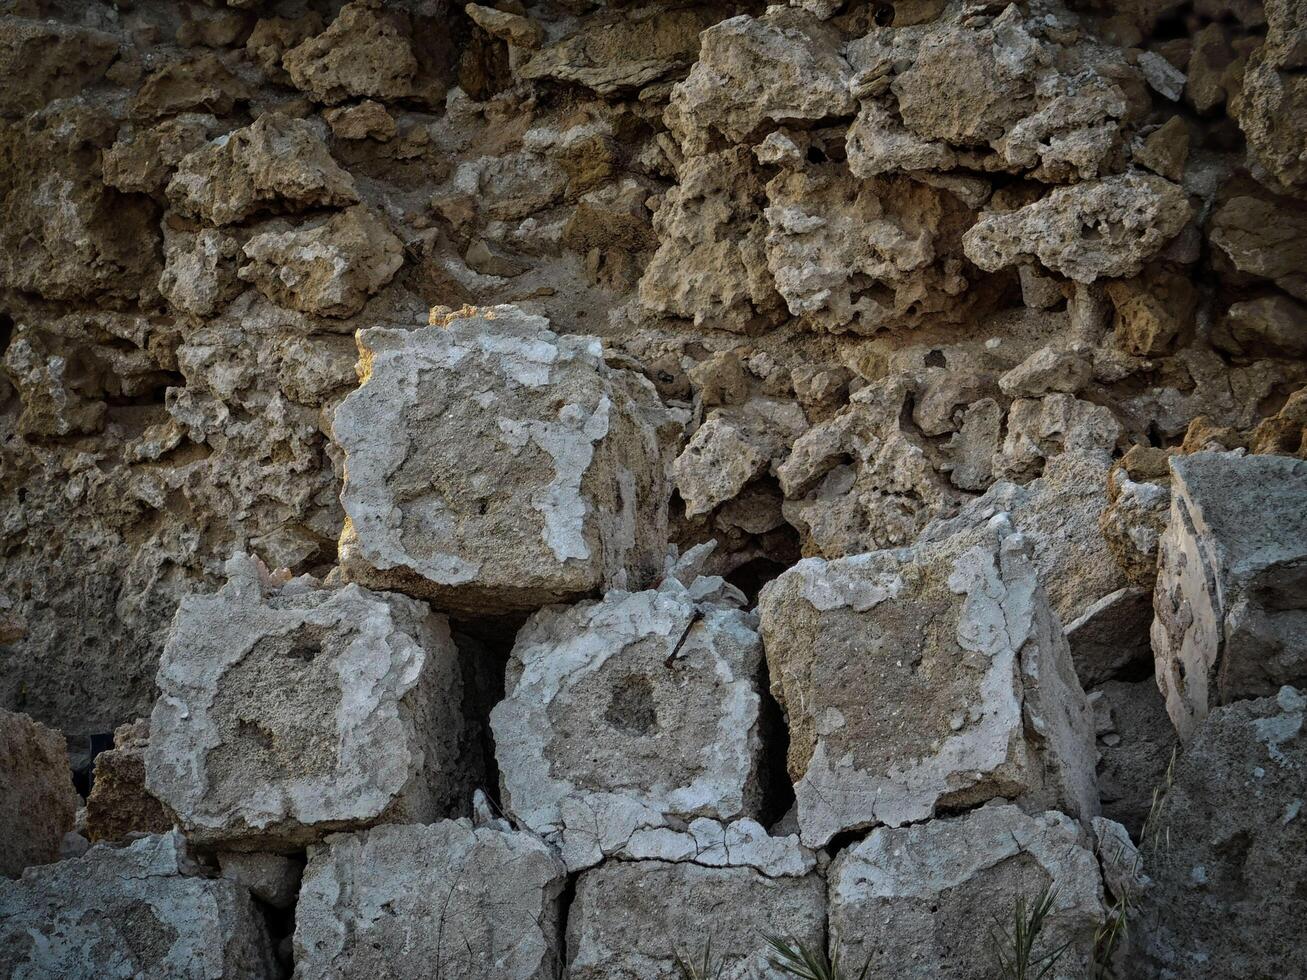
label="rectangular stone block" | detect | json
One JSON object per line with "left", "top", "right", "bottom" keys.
{"left": 490, "top": 549, "right": 765, "bottom": 870}
{"left": 1151, "top": 451, "right": 1307, "bottom": 739}
{"left": 759, "top": 515, "right": 1098, "bottom": 847}
{"left": 293, "top": 819, "right": 567, "bottom": 980}
{"left": 829, "top": 804, "right": 1105, "bottom": 979}
{"left": 0, "top": 832, "right": 278, "bottom": 979}
{"left": 333, "top": 304, "right": 677, "bottom": 614}
{"left": 145, "top": 553, "right": 468, "bottom": 851}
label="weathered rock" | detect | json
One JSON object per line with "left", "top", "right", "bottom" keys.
{"left": 239, "top": 206, "right": 404, "bottom": 318}
{"left": 1151, "top": 452, "right": 1307, "bottom": 740}
{"left": 666, "top": 9, "right": 854, "bottom": 152}
{"left": 490, "top": 552, "right": 765, "bottom": 870}
{"left": 145, "top": 553, "right": 469, "bottom": 851}
{"left": 1208, "top": 191, "right": 1307, "bottom": 301}
{"left": 0, "top": 710, "right": 78, "bottom": 877}
{"left": 1100, "top": 456, "right": 1172, "bottom": 589}
{"left": 1131, "top": 688, "right": 1307, "bottom": 979}
{"left": 964, "top": 172, "right": 1192, "bottom": 283}
{"left": 1091, "top": 679, "right": 1178, "bottom": 835}
{"left": 133, "top": 53, "right": 252, "bottom": 119}
{"left": 0, "top": 17, "right": 119, "bottom": 118}
{"left": 1093, "top": 815, "right": 1151, "bottom": 901}
{"left": 829, "top": 804, "right": 1106, "bottom": 979}
{"left": 334, "top": 305, "right": 677, "bottom": 614}
{"left": 102, "top": 113, "right": 219, "bottom": 196}
{"left": 1133, "top": 116, "right": 1190, "bottom": 182}
{"left": 323, "top": 99, "right": 396, "bottom": 141}
{"left": 85, "top": 718, "right": 173, "bottom": 843}
{"left": 294, "top": 820, "right": 566, "bottom": 980}
{"left": 167, "top": 112, "right": 359, "bottom": 226}
{"left": 217, "top": 851, "right": 303, "bottom": 910}
{"left": 519, "top": 6, "right": 716, "bottom": 95}
{"left": 1106, "top": 266, "right": 1198, "bottom": 356}
{"left": 1065, "top": 586, "right": 1154, "bottom": 688}
{"left": 282, "top": 1, "right": 422, "bottom": 106}
{"left": 568, "top": 859, "right": 825, "bottom": 980}
{"left": 1234, "top": 0, "right": 1307, "bottom": 192}
{"left": 1213, "top": 293, "right": 1307, "bottom": 359}
{"left": 999, "top": 344, "right": 1094, "bottom": 398}
{"left": 759, "top": 514, "right": 1098, "bottom": 847}
{"left": 0, "top": 832, "right": 278, "bottom": 978}
{"left": 159, "top": 226, "right": 244, "bottom": 317}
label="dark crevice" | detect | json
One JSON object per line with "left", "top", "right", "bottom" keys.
{"left": 452, "top": 626, "right": 513, "bottom": 812}
{"left": 757, "top": 657, "right": 796, "bottom": 830}
{"left": 556, "top": 870, "right": 580, "bottom": 977}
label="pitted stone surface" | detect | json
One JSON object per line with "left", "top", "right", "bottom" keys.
{"left": 293, "top": 820, "right": 567, "bottom": 980}
{"left": 0, "top": 832, "right": 278, "bottom": 979}
{"left": 759, "top": 516, "right": 1098, "bottom": 847}
{"left": 829, "top": 804, "right": 1106, "bottom": 980}
{"left": 334, "top": 305, "right": 677, "bottom": 614}
{"left": 145, "top": 553, "right": 467, "bottom": 851}
{"left": 567, "top": 858, "right": 826, "bottom": 980}
{"left": 490, "top": 560, "right": 765, "bottom": 870}
{"left": 0, "top": 709, "right": 78, "bottom": 877}
{"left": 1151, "top": 452, "right": 1307, "bottom": 739}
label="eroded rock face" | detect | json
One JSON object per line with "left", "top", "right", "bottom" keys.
{"left": 85, "top": 718, "right": 173, "bottom": 843}
{"left": 1131, "top": 688, "right": 1307, "bottom": 979}
{"left": 145, "top": 554, "right": 468, "bottom": 851}
{"left": 294, "top": 820, "right": 567, "bottom": 980}
{"left": 491, "top": 551, "right": 765, "bottom": 870}
{"left": 0, "top": 710, "right": 78, "bottom": 877}
{"left": 759, "top": 515, "right": 1098, "bottom": 847}
{"left": 567, "top": 858, "right": 826, "bottom": 980}
{"left": 0, "top": 832, "right": 278, "bottom": 979}
{"left": 1151, "top": 452, "right": 1307, "bottom": 739}
{"left": 829, "top": 804, "right": 1106, "bottom": 979}
{"left": 1235, "top": 0, "right": 1307, "bottom": 192}
{"left": 334, "top": 305, "right": 678, "bottom": 614}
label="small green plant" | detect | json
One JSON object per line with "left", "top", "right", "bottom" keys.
{"left": 990, "top": 885, "right": 1073, "bottom": 980}
{"left": 674, "top": 937, "right": 730, "bottom": 980}
{"left": 1092, "top": 891, "right": 1131, "bottom": 979}
{"left": 1142, "top": 747, "right": 1178, "bottom": 859}
{"left": 765, "top": 935, "right": 871, "bottom": 980}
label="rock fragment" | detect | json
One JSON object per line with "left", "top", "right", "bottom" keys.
{"left": 334, "top": 305, "right": 677, "bottom": 614}
{"left": 145, "top": 553, "right": 469, "bottom": 850}
{"left": 282, "top": 1, "right": 422, "bottom": 105}
{"left": 0, "top": 710, "right": 78, "bottom": 877}
{"left": 0, "top": 832, "right": 278, "bottom": 978}
{"left": 1151, "top": 452, "right": 1307, "bottom": 739}
{"left": 294, "top": 820, "right": 566, "bottom": 980}
{"left": 85, "top": 718, "right": 173, "bottom": 843}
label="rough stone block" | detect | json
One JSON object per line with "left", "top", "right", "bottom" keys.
{"left": 293, "top": 819, "right": 567, "bottom": 980}
{"left": 0, "top": 709, "right": 78, "bottom": 877}
{"left": 85, "top": 718, "right": 173, "bottom": 843}
{"left": 0, "top": 832, "right": 278, "bottom": 978}
{"left": 568, "top": 857, "right": 825, "bottom": 980}
{"left": 145, "top": 553, "right": 468, "bottom": 851}
{"left": 759, "top": 515, "right": 1098, "bottom": 847}
{"left": 1151, "top": 452, "right": 1307, "bottom": 739}
{"left": 490, "top": 548, "right": 765, "bottom": 869}
{"left": 334, "top": 305, "right": 677, "bottom": 614}
{"left": 1131, "top": 687, "right": 1307, "bottom": 978}
{"left": 829, "top": 804, "right": 1106, "bottom": 979}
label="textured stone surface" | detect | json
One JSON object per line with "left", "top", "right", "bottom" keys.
{"left": 491, "top": 550, "right": 765, "bottom": 870}
{"left": 1092, "top": 678, "right": 1178, "bottom": 835}
{"left": 1151, "top": 452, "right": 1307, "bottom": 739}
{"left": 759, "top": 515, "right": 1098, "bottom": 847}
{"left": 568, "top": 858, "right": 826, "bottom": 980}
{"left": 85, "top": 718, "right": 173, "bottom": 844}
{"left": 0, "top": 710, "right": 78, "bottom": 877}
{"left": 1131, "top": 688, "right": 1307, "bottom": 979}
{"left": 294, "top": 819, "right": 566, "bottom": 980}
{"left": 334, "top": 305, "right": 677, "bottom": 614}
{"left": 829, "top": 804, "right": 1106, "bottom": 979}
{"left": 145, "top": 554, "right": 468, "bottom": 851}
{"left": 0, "top": 832, "right": 278, "bottom": 978}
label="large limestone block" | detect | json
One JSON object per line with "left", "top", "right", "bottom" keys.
{"left": 567, "top": 858, "right": 826, "bottom": 980}
{"left": 829, "top": 804, "right": 1106, "bottom": 979}
{"left": 759, "top": 515, "right": 1098, "bottom": 847}
{"left": 145, "top": 554, "right": 468, "bottom": 851}
{"left": 293, "top": 819, "right": 567, "bottom": 980}
{"left": 490, "top": 550, "right": 765, "bottom": 869}
{"left": 0, "top": 832, "right": 278, "bottom": 979}
{"left": 334, "top": 305, "right": 677, "bottom": 614}
{"left": 166, "top": 112, "right": 359, "bottom": 226}
{"left": 0, "top": 709, "right": 78, "bottom": 877}
{"left": 1131, "top": 687, "right": 1307, "bottom": 979}
{"left": 963, "top": 172, "right": 1191, "bottom": 283}
{"left": 1151, "top": 452, "right": 1307, "bottom": 739}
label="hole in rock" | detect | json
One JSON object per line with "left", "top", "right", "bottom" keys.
{"left": 604, "top": 674, "right": 659, "bottom": 735}
{"left": 874, "top": 2, "right": 895, "bottom": 26}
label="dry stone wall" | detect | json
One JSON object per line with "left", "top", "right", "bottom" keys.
{"left": 1, "top": 0, "right": 1305, "bottom": 976}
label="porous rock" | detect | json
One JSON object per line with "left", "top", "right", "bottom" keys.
{"left": 0, "top": 709, "right": 78, "bottom": 877}
{"left": 759, "top": 514, "right": 1098, "bottom": 847}
{"left": 334, "top": 305, "right": 677, "bottom": 614}
{"left": 293, "top": 820, "right": 566, "bottom": 980}
{"left": 1151, "top": 452, "right": 1307, "bottom": 739}
{"left": 829, "top": 804, "right": 1106, "bottom": 979}
{"left": 85, "top": 718, "right": 173, "bottom": 843}
{"left": 490, "top": 549, "right": 765, "bottom": 870}
{"left": 145, "top": 553, "right": 468, "bottom": 851}
{"left": 0, "top": 832, "right": 278, "bottom": 979}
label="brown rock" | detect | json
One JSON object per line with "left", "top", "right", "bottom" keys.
{"left": 85, "top": 719, "right": 173, "bottom": 844}
{"left": 0, "top": 709, "right": 79, "bottom": 878}
{"left": 1107, "top": 266, "right": 1198, "bottom": 356}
